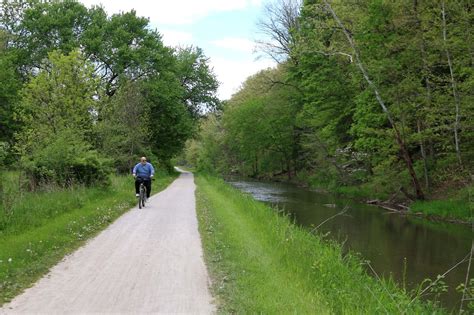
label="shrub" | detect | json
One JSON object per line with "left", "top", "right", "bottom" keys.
{"left": 22, "top": 131, "right": 111, "bottom": 189}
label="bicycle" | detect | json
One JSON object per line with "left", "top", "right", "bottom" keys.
{"left": 136, "top": 177, "right": 148, "bottom": 209}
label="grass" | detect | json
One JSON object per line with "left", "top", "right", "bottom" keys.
{"left": 410, "top": 184, "right": 473, "bottom": 222}
{"left": 0, "top": 171, "right": 178, "bottom": 305}
{"left": 195, "top": 174, "right": 444, "bottom": 314}
{"left": 410, "top": 199, "right": 472, "bottom": 222}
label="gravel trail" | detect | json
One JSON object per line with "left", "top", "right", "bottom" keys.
{"left": 1, "top": 171, "right": 214, "bottom": 314}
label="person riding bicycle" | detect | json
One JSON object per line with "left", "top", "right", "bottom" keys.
{"left": 132, "top": 157, "right": 155, "bottom": 198}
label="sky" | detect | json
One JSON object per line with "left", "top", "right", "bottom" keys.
{"left": 78, "top": 0, "right": 276, "bottom": 100}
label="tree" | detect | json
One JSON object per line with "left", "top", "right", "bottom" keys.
{"left": 143, "top": 72, "right": 195, "bottom": 170}
{"left": 175, "top": 46, "right": 220, "bottom": 118}
{"left": 96, "top": 81, "right": 151, "bottom": 173}
{"left": 2, "top": 1, "right": 172, "bottom": 97}
{"left": 0, "top": 29, "right": 21, "bottom": 145}
{"left": 15, "top": 50, "right": 109, "bottom": 187}
{"left": 256, "top": 0, "right": 302, "bottom": 63}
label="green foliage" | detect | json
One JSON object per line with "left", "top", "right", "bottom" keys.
{"left": 199, "top": 66, "right": 301, "bottom": 178}
{"left": 22, "top": 130, "right": 112, "bottom": 188}
{"left": 1, "top": 0, "right": 219, "bottom": 178}
{"left": 143, "top": 73, "right": 195, "bottom": 170}
{"left": 189, "top": 0, "right": 473, "bottom": 211}
{"left": 174, "top": 46, "right": 220, "bottom": 118}
{"left": 15, "top": 50, "right": 98, "bottom": 146}
{"left": 96, "top": 81, "right": 151, "bottom": 173}
{"left": 15, "top": 50, "right": 109, "bottom": 187}
{"left": 0, "top": 30, "right": 21, "bottom": 145}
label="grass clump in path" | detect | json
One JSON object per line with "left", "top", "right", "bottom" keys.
{"left": 195, "top": 175, "right": 444, "bottom": 314}
{"left": 0, "top": 171, "right": 178, "bottom": 305}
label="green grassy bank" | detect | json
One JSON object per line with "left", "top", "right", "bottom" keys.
{"left": 297, "top": 173, "right": 472, "bottom": 223}
{"left": 410, "top": 185, "right": 473, "bottom": 223}
{"left": 195, "top": 175, "right": 444, "bottom": 314}
{"left": 0, "top": 171, "right": 177, "bottom": 305}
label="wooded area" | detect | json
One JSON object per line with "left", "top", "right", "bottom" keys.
{"left": 0, "top": 0, "right": 219, "bottom": 188}
{"left": 187, "top": 0, "right": 473, "bottom": 204}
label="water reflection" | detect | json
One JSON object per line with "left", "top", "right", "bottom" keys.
{"left": 228, "top": 179, "right": 473, "bottom": 311}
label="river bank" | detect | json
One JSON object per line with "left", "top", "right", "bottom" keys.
{"left": 243, "top": 172, "right": 473, "bottom": 225}
{"left": 0, "top": 171, "right": 178, "bottom": 305}
{"left": 226, "top": 176, "right": 473, "bottom": 310}
{"left": 195, "top": 174, "right": 446, "bottom": 313}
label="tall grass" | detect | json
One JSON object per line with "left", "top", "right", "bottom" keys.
{"left": 410, "top": 185, "right": 473, "bottom": 222}
{"left": 0, "top": 171, "right": 178, "bottom": 305}
{"left": 195, "top": 175, "right": 444, "bottom": 314}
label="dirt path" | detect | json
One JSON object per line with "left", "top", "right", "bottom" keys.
{"left": 1, "top": 171, "right": 215, "bottom": 314}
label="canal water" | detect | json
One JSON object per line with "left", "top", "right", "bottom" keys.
{"left": 228, "top": 179, "right": 473, "bottom": 311}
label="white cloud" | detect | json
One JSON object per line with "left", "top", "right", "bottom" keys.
{"left": 79, "top": 0, "right": 262, "bottom": 25}
{"left": 159, "top": 30, "right": 193, "bottom": 47}
{"left": 212, "top": 37, "right": 256, "bottom": 54}
{"left": 211, "top": 57, "right": 275, "bottom": 100}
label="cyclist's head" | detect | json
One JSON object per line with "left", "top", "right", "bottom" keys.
{"left": 140, "top": 157, "right": 147, "bottom": 164}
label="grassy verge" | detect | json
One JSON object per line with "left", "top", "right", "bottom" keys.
{"left": 195, "top": 175, "right": 444, "bottom": 314}
{"left": 0, "top": 171, "right": 178, "bottom": 305}
{"left": 410, "top": 185, "right": 473, "bottom": 223}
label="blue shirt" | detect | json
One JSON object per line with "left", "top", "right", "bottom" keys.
{"left": 133, "top": 162, "right": 155, "bottom": 179}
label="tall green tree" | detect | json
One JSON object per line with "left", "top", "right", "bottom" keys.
{"left": 175, "top": 46, "right": 220, "bottom": 118}
{"left": 96, "top": 81, "right": 151, "bottom": 172}
{"left": 15, "top": 50, "right": 109, "bottom": 187}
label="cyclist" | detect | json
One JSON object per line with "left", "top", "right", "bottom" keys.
{"left": 132, "top": 157, "right": 155, "bottom": 198}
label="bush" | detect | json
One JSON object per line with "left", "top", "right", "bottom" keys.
{"left": 22, "top": 131, "right": 111, "bottom": 189}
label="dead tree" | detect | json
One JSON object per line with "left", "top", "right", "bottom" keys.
{"left": 441, "top": 0, "right": 462, "bottom": 167}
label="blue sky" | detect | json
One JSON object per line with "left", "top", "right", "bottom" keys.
{"left": 79, "top": 0, "right": 276, "bottom": 99}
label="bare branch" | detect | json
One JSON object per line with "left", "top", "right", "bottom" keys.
{"left": 256, "top": 0, "right": 302, "bottom": 63}
{"left": 310, "top": 206, "right": 349, "bottom": 233}
{"left": 460, "top": 240, "right": 473, "bottom": 312}
{"left": 403, "top": 252, "right": 471, "bottom": 313}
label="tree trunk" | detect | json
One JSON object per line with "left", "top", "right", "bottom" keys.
{"left": 322, "top": 0, "right": 425, "bottom": 200}
{"left": 414, "top": 0, "right": 431, "bottom": 191}
{"left": 417, "top": 120, "right": 430, "bottom": 190}
{"left": 441, "top": 1, "right": 462, "bottom": 167}
{"left": 286, "top": 157, "right": 292, "bottom": 180}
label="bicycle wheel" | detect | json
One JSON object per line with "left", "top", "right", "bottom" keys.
{"left": 140, "top": 184, "right": 147, "bottom": 208}
{"left": 138, "top": 186, "right": 144, "bottom": 209}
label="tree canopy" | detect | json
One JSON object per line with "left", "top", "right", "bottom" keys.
{"left": 190, "top": 0, "right": 473, "bottom": 202}
{"left": 0, "top": 0, "right": 219, "bottom": 184}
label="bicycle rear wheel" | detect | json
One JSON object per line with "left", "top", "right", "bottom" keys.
{"left": 138, "top": 188, "right": 144, "bottom": 209}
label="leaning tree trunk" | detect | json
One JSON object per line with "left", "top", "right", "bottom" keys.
{"left": 322, "top": 0, "right": 425, "bottom": 200}
{"left": 441, "top": 0, "right": 462, "bottom": 167}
